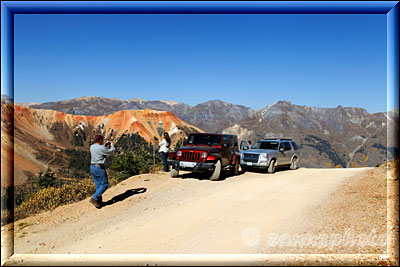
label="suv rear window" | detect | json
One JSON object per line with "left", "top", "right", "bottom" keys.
{"left": 280, "top": 142, "right": 292, "bottom": 151}
{"left": 291, "top": 141, "right": 299, "bottom": 150}
{"left": 188, "top": 134, "right": 221, "bottom": 146}
{"left": 252, "top": 141, "right": 279, "bottom": 150}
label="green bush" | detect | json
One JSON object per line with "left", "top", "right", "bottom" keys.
{"left": 109, "top": 148, "right": 158, "bottom": 181}
{"left": 35, "top": 167, "right": 57, "bottom": 189}
{"left": 65, "top": 149, "right": 91, "bottom": 173}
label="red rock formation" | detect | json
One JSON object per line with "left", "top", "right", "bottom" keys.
{"left": 1, "top": 104, "right": 201, "bottom": 186}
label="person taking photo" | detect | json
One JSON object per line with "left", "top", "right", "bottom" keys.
{"left": 89, "top": 134, "right": 115, "bottom": 209}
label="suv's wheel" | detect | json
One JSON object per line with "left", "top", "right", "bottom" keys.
{"left": 171, "top": 168, "right": 179, "bottom": 178}
{"left": 267, "top": 159, "right": 276, "bottom": 174}
{"left": 290, "top": 158, "right": 298, "bottom": 170}
{"left": 240, "top": 165, "right": 247, "bottom": 173}
{"left": 231, "top": 158, "right": 240, "bottom": 176}
{"left": 210, "top": 160, "right": 221, "bottom": 181}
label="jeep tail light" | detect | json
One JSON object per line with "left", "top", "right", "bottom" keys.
{"left": 201, "top": 152, "right": 207, "bottom": 158}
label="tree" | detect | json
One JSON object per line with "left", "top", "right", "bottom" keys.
{"left": 35, "top": 167, "right": 57, "bottom": 189}
{"left": 110, "top": 147, "right": 159, "bottom": 181}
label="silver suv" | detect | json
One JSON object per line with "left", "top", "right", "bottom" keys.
{"left": 240, "top": 138, "right": 299, "bottom": 173}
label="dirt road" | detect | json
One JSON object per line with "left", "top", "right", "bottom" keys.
{"left": 8, "top": 167, "right": 376, "bottom": 255}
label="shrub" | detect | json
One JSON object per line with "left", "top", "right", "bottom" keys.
{"left": 65, "top": 149, "right": 91, "bottom": 173}
{"left": 109, "top": 149, "right": 158, "bottom": 181}
{"left": 35, "top": 167, "right": 57, "bottom": 189}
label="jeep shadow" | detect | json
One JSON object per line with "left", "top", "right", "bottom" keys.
{"left": 176, "top": 169, "right": 237, "bottom": 181}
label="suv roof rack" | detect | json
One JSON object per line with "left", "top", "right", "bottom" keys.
{"left": 262, "top": 138, "right": 293, "bottom": 141}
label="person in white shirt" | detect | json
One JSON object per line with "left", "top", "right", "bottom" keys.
{"left": 159, "top": 132, "right": 171, "bottom": 172}
{"left": 248, "top": 140, "right": 252, "bottom": 149}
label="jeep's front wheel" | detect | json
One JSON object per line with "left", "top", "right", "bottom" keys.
{"left": 267, "top": 159, "right": 276, "bottom": 174}
{"left": 210, "top": 160, "right": 221, "bottom": 181}
{"left": 171, "top": 168, "right": 179, "bottom": 178}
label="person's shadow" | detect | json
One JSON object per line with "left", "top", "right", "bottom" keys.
{"left": 102, "top": 188, "right": 147, "bottom": 207}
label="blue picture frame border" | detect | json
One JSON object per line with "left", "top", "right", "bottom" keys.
{"left": 1, "top": 1, "right": 399, "bottom": 266}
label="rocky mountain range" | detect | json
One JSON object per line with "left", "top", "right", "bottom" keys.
{"left": 21, "top": 96, "right": 254, "bottom": 132}
{"left": 4, "top": 95, "right": 399, "bottom": 177}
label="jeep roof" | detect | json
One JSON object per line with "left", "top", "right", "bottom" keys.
{"left": 191, "top": 133, "right": 236, "bottom": 137}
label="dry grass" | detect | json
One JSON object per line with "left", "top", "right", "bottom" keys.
{"left": 1, "top": 176, "right": 120, "bottom": 225}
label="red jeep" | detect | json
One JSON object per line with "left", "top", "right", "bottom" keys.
{"left": 168, "top": 133, "right": 240, "bottom": 181}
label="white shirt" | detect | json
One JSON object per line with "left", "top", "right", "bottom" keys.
{"left": 159, "top": 138, "right": 170, "bottom": 153}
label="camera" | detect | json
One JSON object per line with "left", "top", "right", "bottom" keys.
{"left": 104, "top": 141, "right": 111, "bottom": 148}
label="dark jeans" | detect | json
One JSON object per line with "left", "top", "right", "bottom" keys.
{"left": 90, "top": 164, "right": 109, "bottom": 202}
{"left": 161, "top": 152, "right": 169, "bottom": 172}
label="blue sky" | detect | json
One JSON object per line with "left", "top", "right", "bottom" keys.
{"left": 13, "top": 14, "right": 387, "bottom": 113}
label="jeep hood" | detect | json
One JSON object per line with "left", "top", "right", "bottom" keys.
{"left": 178, "top": 145, "right": 220, "bottom": 154}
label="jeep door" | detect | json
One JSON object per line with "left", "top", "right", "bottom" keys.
{"left": 221, "top": 136, "right": 230, "bottom": 166}
{"left": 229, "top": 136, "right": 238, "bottom": 163}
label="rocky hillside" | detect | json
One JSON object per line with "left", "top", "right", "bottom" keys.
{"left": 1, "top": 102, "right": 200, "bottom": 186}
{"left": 181, "top": 100, "right": 255, "bottom": 132}
{"left": 223, "top": 101, "right": 396, "bottom": 168}
{"left": 21, "top": 96, "right": 254, "bottom": 132}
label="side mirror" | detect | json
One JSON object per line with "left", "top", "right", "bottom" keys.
{"left": 224, "top": 143, "right": 228, "bottom": 148}
{"left": 243, "top": 146, "right": 249, "bottom": 150}
{"left": 279, "top": 147, "right": 284, "bottom": 152}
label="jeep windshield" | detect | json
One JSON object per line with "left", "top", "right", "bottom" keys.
{"left": 187, "top": 134, "right": 221, "bottom": 146}
{"left": 251, "top": 141, "right": 279, "bottom": 150}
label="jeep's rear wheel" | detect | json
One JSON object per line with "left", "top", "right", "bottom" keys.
{"left": 267, "top": 160, "right": 276, "bottom": 173}
{"left": 210, "top": 160, "right": 221, "bottom": 181}
{"left": 171, "top": 168, "right": 179, "bottom": 178}
{"left": 231, "top": 158, "right": 240, "bottom": 176}
{"left": 290, "top": 158, "right": 298, "bottom": 170}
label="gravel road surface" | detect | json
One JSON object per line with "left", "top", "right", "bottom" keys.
{"left": 8, "top": 167, "right": 376, "bottom": 255}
